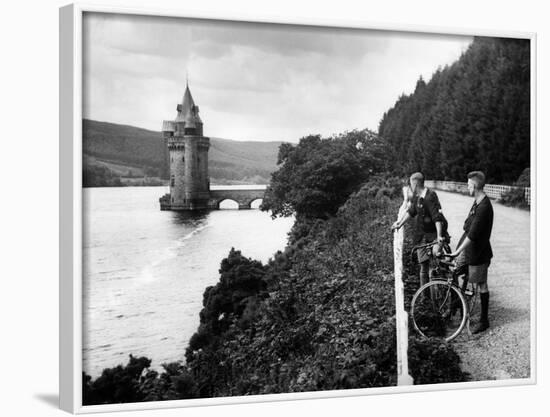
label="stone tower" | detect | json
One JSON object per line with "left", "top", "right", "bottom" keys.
{"left": 160, "top": 83, "right": 210, "bottom": 210}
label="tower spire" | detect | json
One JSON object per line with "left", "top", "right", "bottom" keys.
{"left": 181, "top": 83, "right": 196, "bottom": 115}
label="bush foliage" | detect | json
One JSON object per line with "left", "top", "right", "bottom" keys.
{"left": 499, "top": 187, "right": 528, "bottom": 208}
{"left": 260, "top": 130, "right": 390, "bottom": 220}
{"left": 83, "top": 135, "right": 468, "bottom": 405}
{"left": 83, "top": 164, "right": 123, "bottom": 188}
{"left": 499, "top": 168, "right": 530, "bottom": 208}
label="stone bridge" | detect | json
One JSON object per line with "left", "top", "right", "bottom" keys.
{"left": 207, "top": 186, "right": 266, "bottom": 209}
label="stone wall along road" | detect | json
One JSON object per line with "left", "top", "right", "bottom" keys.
{"left": 437, "top": 190, "right": 532, "bottom": 381}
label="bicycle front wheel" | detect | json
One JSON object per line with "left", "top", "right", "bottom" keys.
{"left": 411, "top": 281, "right": 468, "bottom": 342}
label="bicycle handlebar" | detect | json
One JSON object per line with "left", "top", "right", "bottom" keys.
{"left": 410, "top": 240, "right": 439, "bottom": 252}
{"left": 410, "top": 240, "right": 456, "bottom": 260}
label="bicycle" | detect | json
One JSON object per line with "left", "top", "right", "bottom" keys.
{"left": 409, "top": 241, "right": 478, "bottom": 342}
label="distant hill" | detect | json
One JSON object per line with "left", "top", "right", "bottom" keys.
{"left": 83, "top": 119, "right": 283, "bottom": 186}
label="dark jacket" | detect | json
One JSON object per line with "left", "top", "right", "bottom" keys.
{"left": 458, "top": 195, "right": 494, "bottom": 266}
{"left": 408, "top": 188, "right": 449, "bottom": 240}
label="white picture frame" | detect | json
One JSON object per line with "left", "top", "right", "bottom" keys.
{"left": 60, "top": 3, "right": 537, "bottom": 414}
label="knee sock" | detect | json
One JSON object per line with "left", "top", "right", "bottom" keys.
{"left": 420, "top": 271, "right": 429, "bottom": 287}
{"left": 420, "top": 262, "right": 429, "bottom": 287}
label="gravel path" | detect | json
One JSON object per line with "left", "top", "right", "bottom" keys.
{"left": 437, "top": 191, "right": 532, "bottom": 381}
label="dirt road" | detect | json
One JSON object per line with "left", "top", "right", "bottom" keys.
{"left": 438, "top": 190, "right": 532, "bottom": 381}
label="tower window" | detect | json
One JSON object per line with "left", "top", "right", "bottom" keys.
{"left": 170, "top": 175, "right": 175, "bottom": 187}
{"left": 182, "top": 156, "right": 185, "bottom": 162}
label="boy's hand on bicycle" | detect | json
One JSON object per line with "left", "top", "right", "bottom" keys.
{"left": 434, "top": 247, "right": 456, "bottom": 260}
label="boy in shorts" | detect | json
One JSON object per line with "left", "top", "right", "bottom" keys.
{"left": 450, "top": 171, "right": 494, "bottom": 334}
{"left": 392, "top": 172, "right": 450, "bottom": 288}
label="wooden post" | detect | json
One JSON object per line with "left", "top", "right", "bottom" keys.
{"left": 394, "top": 204, "right": 414, "bottom": 385}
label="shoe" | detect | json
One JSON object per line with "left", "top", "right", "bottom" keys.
{"left": 472, "top": 321, "right": 489, "bottom": 334}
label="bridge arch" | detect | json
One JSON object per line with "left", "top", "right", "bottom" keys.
{"left": 217, "top": 198, "right": 239, "bottom": 209}
{"left": 248, "top": 198, "right": 263, "bottom": 209}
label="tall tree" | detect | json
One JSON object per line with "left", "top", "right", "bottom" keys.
{"left": 378, "top": 37, "right": 530, "bottom": 184}
{"left": 261, "top": 129, "right": 387, "bottom": 220}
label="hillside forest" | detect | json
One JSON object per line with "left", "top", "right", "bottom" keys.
{"left": 378, "top": 37, "right": 530, "bottom": 184}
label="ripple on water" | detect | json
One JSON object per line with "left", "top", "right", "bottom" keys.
{"left": 82, "top": 187, "right": 293, "bottom": 377}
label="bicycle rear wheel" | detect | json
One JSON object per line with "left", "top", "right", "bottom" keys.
{"left": 411, "top": 281, "right": 468, "bottom": 342}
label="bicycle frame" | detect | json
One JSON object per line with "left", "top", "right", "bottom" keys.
{"left": 409, "top": 241, "right": 478, "bottom": 340}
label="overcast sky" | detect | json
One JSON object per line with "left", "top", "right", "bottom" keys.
{"left": 83, "top": 12, "right": 472, "bottom": 143}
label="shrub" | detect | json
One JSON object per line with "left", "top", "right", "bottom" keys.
{"left": 409, "top": 338, "right": 468, "bottom": 384}
{"left": 499, "top": 167, "right": 530, "bottom": 208}
{"left": 83, "top": 164, "right": 123, "bottom": 187}
{"left": 261, "top": 130, "right": 389, "bottom": 219}
{"left": 83, "top": 355, "right": 151, "bottom": 405}
{"left": 500, "top": 187, "right": 528, "bottom": 208}
{"left": 185, "top": 248, "right": 268, "bottom": 361}
{"left": 515, "top": 168, "right": 530, "bottom": 187}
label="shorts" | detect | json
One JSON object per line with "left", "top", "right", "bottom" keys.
{"left": 416, "top": 233, "right": 437, "bottom": 264}
{"left": 455, "top": 250, "right": 490, "bottom": 284}
{"left": 468, "top": 263, "right": 489, "bottom": 284}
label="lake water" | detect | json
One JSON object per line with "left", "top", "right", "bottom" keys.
{"left": 82, "top": 186, "right": 294, "bottom": 377}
